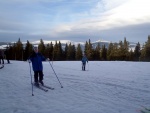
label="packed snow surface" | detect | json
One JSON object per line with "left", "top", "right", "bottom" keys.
{"left": 0, "top": 61, "right": 150, "bottom": 113}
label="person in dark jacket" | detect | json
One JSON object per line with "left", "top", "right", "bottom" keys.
{"left": 28, "top": 46, "right": 48, "bottom": 86}
{"left": 0, "top": 49, "right": 4, "bottom": 65}
{"left": 4, "top": 48, "right": 10, "bottom": 64}
{"left": 81, "top": 54, "right": 88, "bottom": 71}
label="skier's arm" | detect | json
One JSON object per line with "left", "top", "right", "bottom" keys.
{"left": 27, "top": 57, "right": 32, "bottom": 63}
{"left": 39, "top": 54, "right": 49, "bottom": 61}
{"left": 42, "top": 56, "right": 46, "bottom": 61}
{"left": 81, "top": 58, "right": 83, "bottom": 63}
{"left": 28, "top": 54, "right": 33, "bottom": 62}
{"left": 41, "top": 54, "right": 46, "bottom": 61}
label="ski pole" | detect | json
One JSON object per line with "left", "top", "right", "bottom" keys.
{"left": 29, "top": 62, "right": 34, "bottom": 96}
{"left": 48, "top": 61, "right": 63, "bottom": 88}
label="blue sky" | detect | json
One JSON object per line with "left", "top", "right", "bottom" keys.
{"left": 0, "top": 0, "right": 150, "bottom": 43}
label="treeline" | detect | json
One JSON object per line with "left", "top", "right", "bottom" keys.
{"left": 6, "top": 35, "right": 150, "bottom": 61}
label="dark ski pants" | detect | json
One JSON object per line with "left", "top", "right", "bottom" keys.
{"left": 34, "top": 71, "right": 43, "bottom": 83}
{"left": 0, "top": 56, "right": 4, "bottom": 64}
{"left": 6, "top": 57, "right": 10, "bottom": 63}
{"left": 6, "top": 59, "right": 10, "bottom": 63}
{"left": 82, "top": 63, "right": 86, "bottom": 71}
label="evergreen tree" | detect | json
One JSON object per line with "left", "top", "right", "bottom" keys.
{"left": 53, "top": 41, "right": 58, "bottom": 60}
{"left": 129, "top": 49, "right": 134, "bottom": 61}
{"left": 38, "top": 39, "right": 45, "bottom": 55}
{"left": 7, "top": 45, "right": 14, "bottom": 60}
{"left": 67, "top": 43, "right": 72, "bottom": 60}
{"left": 64, "top": 43, "right": 68, "bottom": 60}
{"left": 84, "top": 39, "right": 93, "bottom": 60}
{"left": 134, "top": 42, "right": 141, "bottom": 61}
{"left": 49, "top": 42, "right": 53, "bottom": 60}
{"left": 45, "top": 43, "right": 50, "bottom": 59}
{"left": 66, "top": 43, "right": 76, "bottom": 60}
{"left": 118, "top": 41, "right": 124, "bottom": 60}
{"left": 112, "top": 43, "right": 119, "bottom": 60}
{"left": 123, "top": 37, "right": 129, "bottom": 60}
{"left": 140, "top": 44, "right": 145, "bottom": 61}
{"left": 71, "top": 45, "right": 76, "bottom": 60}
{"left": 140, "top": 35, "right": 150, "bottom": 61}
{"left": 94, "top": 43, "right": 101, "bottom": 60}
{"left": 57, "top": 41, "right": 63, "bottom": 60}
{"left": 84, "top": 41, "right": 88, "bottom": 55}
{"left": 24, "top": 40, "right": 33, "bottom": 60}
{"left": 76, "top": 44, "right": 83, "bottom": 60}
{"left": 15, "top": 38, "right": 23, "bottom": 60}
{"left": 12, "top": 43, "right": 17, "bottom": 60}
{"left": 88, "top": 39, "right": 93, "bottom": 60}
{"left": 45, "top": 42, "right": 54, "bottom": 60}
{"left": 101, "top": 45, "right": 107, "bottom": 60}
{"left": 52, "top": 41, "right": 63, "bottom": 61}
{"left": 107, "top": 42, "right": 113, "bottom": 60}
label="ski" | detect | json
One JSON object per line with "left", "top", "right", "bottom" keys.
{"left": 0, "top": 65, "right": 4, "bottom": 69}
{"left": 32, "top": 83, "right": 48, "bottom": 92}
{"left": 35, "top": 85, "right": 48, "bottom": 92}
{"left": 40, "top": 84, "right": 54, "bottom": 90}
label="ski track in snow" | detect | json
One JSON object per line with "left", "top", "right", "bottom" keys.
{"left": 0, "top": 61, "right": 150, "bottom": 113}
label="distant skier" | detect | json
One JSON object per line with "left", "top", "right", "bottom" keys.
{"left": 28, "top": 46, "right": 48, "bottom": 86}
{"left": 81, "top": 54, "right": 88, "bottom": 71}
{"left": 4, "top": 48, "right": 10, "bottom": 64}
{"left": 0, "top": 49, "right": 4, "bottom": 65}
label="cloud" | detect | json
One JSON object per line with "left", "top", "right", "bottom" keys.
{"left": 49, "top": 0, "right": 150, "bottom": 36}
{"left": 0, "top": 0, "right": 149, "bottom": 43}
{"left": 77, "top": 0, "right": 150, "bottom": 30}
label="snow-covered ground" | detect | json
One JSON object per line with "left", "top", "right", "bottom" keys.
{"left": 0, "top": 61, "right": 150, "bottom": 113}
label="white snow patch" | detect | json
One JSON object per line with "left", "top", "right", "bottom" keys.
{"left": 0, "top": 61, "right": 150, "bottom": 113}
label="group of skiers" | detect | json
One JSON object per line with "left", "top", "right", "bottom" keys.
{"left": 0, "top": 48, "right": 10, "bottom": 66}
{"left": 0, "top": 45, "right": 88, "bottom": 87}
{"left": 28, "top": 46, "right": 88, "bottom": 87}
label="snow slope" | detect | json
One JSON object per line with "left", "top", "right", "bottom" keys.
{"left": 0, "top": 61, "right": 150, "bottom": 113}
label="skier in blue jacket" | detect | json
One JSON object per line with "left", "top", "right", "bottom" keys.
{"left": 81, "top": 54, "right": 88, "bottom": 71}
{"left": 28, "top": 46, "right": 48, "bottom": 86}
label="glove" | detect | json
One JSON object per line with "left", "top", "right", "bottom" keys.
{"left": 28, "top": 59, "right": 31, "bottom": 63}
{"left": 46, "top": 58, "right": 50, "bottom": 61}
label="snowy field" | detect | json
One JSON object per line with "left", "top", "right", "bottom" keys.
{"left": 0, "top": 61, "right": 150, "bottom": 113}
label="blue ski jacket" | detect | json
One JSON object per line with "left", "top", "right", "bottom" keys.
{"left": 29, "top": 52, "right": 46, "bottom": 71}
{"left": 82, "top": 56, "right": 88, "bottom": 64}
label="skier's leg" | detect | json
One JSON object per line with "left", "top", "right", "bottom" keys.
{"left": 2, "top": 57, "right": 4, "bottom": 64}
{"left": 34, "top": 71, "right": 39, "bottom": 85}
{"left": 0, "top": 56, "right": 1, "bottom": 64}
{"left": 39, "top": 71, "right": 44, "bottom": 85}
{"left": 7, "top": 59, "right": 10, "bottom": 63}
{"left": 83, "top": 63, "right": 85, "bottom": 70}
{"left": 6, "top": 57, "right": 10, "bottom": 63}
